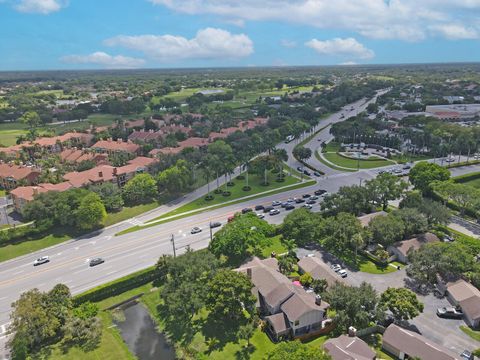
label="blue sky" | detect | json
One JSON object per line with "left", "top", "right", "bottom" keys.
{"left": 0, "top": 0, "right": 479, "bottom": 70}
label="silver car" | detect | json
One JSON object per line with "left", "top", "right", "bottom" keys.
{"left": 33, "top": 256, "right": 50, "bottom": 266}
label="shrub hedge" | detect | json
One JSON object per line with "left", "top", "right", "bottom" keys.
{"left": 73, "top": 266, "right": 160, "bottom": 306}
{"left": 453, "top": 171, "right": 480, "bottom": 184}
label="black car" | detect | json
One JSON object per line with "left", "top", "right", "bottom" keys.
{"left": 314, "top": 189, "right": 327, "bottom": 196}
{"left": 303, "top": 169, "right": 311, "bottom": 176}
{"left": 295, "top": 198, "right": 305, "bottom": 203}
{"left": 306, "top": 199, "right": 316, "bottom": 205}
{"left": 210, "top": 222, "right": 222, "bottom": 228}
{"left": 313, "top": 171, "right": 321, "bottom": 177}
{"left": 285, "top": 204, "right": 295, "bottom": 210}
{"left": 302, "top": 194, "right": 311, "bottom": 198}
{"left": 263, "top": 206, "right": 274, "bottom": 213}
{"left": 297, "top": 166, "right": 303, "bottom": 172}
{"left": 241, "top": 208, "right": 253, "bottom": 214}
{"left": 89, "top": 258, "right": 105, "bottom": 267}
{"left": 254, "top": 205, "right": 264, "bottom": 211}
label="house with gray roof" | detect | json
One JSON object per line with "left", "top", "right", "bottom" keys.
{"left": 324, "top": 334, "right": 376, "bottom": 360}
{"left": 446, "top": 279, "right": 480, "bottom": 328}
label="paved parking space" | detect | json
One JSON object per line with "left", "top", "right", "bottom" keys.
{"left": 296, "top": 246, "right": 477, "bottom": 355}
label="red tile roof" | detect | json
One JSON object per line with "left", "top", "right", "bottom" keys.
{"left": 0, "top": 163, "right": 41, "bottom": 180}
{"left": 92, "top": 139, "right": 140, "bottom": 153}
{"left": 10, "top": 181, "right": 73, "bottom": 201}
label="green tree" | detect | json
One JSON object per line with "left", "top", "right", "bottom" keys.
{"left": 209, "top": 213, "right": 274, "bottom": 261}
{"left": 368, "top": 214, "right": 405, "bottom": 246}
{"left": 76, "top": 192, "right": 107, "bottom": 230}
{"left": 392, "top": 208, "right": 428, "bottom": 238}
{"left": 320, "top": 213, "right": 362, "bottom": 253}
{"left": 237, "top": 319, "right": 256, "bottom": 348}
{"left": 157, "top": 160, "right": 193, "bottom": 194}
{"left": 90, "top": 182, "right": 124, "bottom": 212}
{"left": 281, "top": 208, "right": 321, "bottom": 247}
{"left": 366, "top": 172, "right": 407, "bottom": 210}
{"left": 379, "top": 287, "right": 424, "bottom": 322}
{"left": 311, "top": 278, "right": 328, "bottom": 294}
{"left": 418, "top": 199, "right": 451, "bottom": 226}
{"left": 321, "top": 185, "right": 372, "bottom": 216}
{"left": 20, "top": 111, "right": 42, "bottom": 140}
{"left": 205, "top": 269, "right": 256, "bottom": 321}
{"left": 409, "top": 162, "right": 450, "bottom": 194}
{"left": 122, "top": 173, "right": 158, "bottom": 205}
{"left": 265, "top": 340, "right": 331, "bottom": 360}
{"left": 293, "top": 146, "right": 312, "bottom": 162}
{"left": 299, "top": 272, "right": 313, "bottom": 287}
{"left": 352, "top": 232, "right": 365, "bottom": 261}
{"left": 278, "top": 255, "right": 296, "bottom": 275}
{"left": 61, "top": 316, "right": 102, "bottom": 352}
{"left": 433, "top": 181, "right": 480, "bottom": 215}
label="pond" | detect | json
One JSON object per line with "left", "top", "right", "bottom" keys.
{"left": 115, "top": 302, "right": 175, "bottom": 360}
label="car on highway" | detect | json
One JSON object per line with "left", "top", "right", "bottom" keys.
{"left": 272, "top": 200, "right": 282, "bottom": 207}
{"left": 285, "top": 204, "right": 295, "bottom": 210}
{"left": 306, "top": 199, "right": 316, "bottom": 205}
{"left": 33, "top": 256, "right": 50, "bottom": 266}
{"left": 264, "top": 206, "right": 274, "bottom": 213}
{"left": 256, "top": 213, "right": 265, "bottom": 219}
{"left": 302, "top": 194, "right": 311, "bottom": 198}
{"left": 210, "top": 222, "right": 222, "bottom": 228}
{"left": 191, "top": 227, "right": 202, "bottom": 234}
{"left": 314, "top": 189, "right": 327, "bottom": 196}
{"left": 436, "top": 306, "right": 463, "bottom": 319}
{"left": 303, "top": 204, "right": 313, "bottom": 209}
{"left": 269, "top": 209, "right": 280, "bottom": 216}
{"left": 89, "top": 257, "right": 105, "bottom": 267}
{"left": 331, "top": 264, "right": 342, "bottom": 272}
{"left": 255, "top": 205, "right": 264, "bottom": 211}
{"left": 241, "top": 207, "right": 253, "bottom": 214}
{"left": 338, "top": 269, "right": 348, "bottom": 278}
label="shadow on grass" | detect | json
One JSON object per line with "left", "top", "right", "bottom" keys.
{"left": 200, "top": 315, "right": 247, "bottom": 353}
{"left": 235, "top": 344, "right": 256, "bottom": 360}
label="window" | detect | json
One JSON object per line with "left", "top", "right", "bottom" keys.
{"left": 294, "top": 320, "right": 299, "bottom": 326}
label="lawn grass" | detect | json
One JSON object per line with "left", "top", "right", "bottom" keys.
{"left": 104, "top": 201, "right": 159, "bottom": 227}
{"left": 0, "top": 129, "right": 27, "bottom": 146}
{"left": 322, "top": 142, "right": 341, "bottom": 153}
{"left": 460, "top": 325, "right": 480, "bottom": 342}
{"left": 147, "top": 172, "right": 301, "bottom": 223}
{"left": 323, "top": 152, "right": 395, "bottom": 169}
{"left": 260, "top": 235, "right": 288, "bottom": 258}
{"left": 315, "top": 150, "right": 357, "bottom": 172}
{"left": 390, "top": 153, "right": 431, "bottom": 164}
{"left": 0, "top": 231, "right": 71, "bottom": 263}
{"left": 332, "top": 249, "right": 397, "bottom": 274}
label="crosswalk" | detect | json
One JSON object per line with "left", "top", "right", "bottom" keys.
{"left": 127, "top": 218, "right": 143, "bottom": 226}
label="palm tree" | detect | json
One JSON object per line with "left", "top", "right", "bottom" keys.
{"left": 272, "top": 148, "right": 288, "bottom": 174}
{"left": 351, "top": 233, "right": 365, "bottom": 262}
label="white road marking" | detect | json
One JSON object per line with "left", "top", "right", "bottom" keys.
{"left": 106, "top": 271, "right": 116, "bottom": 275}
{"left": 104, "top": 236, "right": 112, "bottom": 240}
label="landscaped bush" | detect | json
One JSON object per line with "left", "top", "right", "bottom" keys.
{"left": 242, "top": 186, "right": 251, "bottom": 191}
{"left": 73, "top": 267, "right": 160, "bottom": 306}
{"left": 276, "top": 178, "right": 285, "bottom": 182}
{"left": 236, "top": 175, "right": 245, "bottom": 180}
{"left": 260, "top": 182, "right": 270, "bottom": 186}
{"left": 214, "top": 189, "right": 222, "bottom": 194}
{"left": 205, "top": 195, "right": 214, "bottom": 201}
{"left": 227, "top": 181, "right": 235, "bottom": 187}
{"left": 222, "top": 191, "right": 231, "bottom": 197}
{"left": 454, "top": 171, "right": 480, "bottom": 184}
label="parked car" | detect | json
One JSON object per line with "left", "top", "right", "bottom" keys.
{"left": 331, "top": 264, "right": 342, "bottom": 272}
{"left": 297, "top": 166, "right": 304, "bottom": 172}
{"left": 269, "top": 209, "right": 280, "bottom": 216}
{"left": 255, "top": 205, "right": 264, "bottom": 211}
{"left": 264, "top": 206, "right": 274, "bottom": 213}
{"left": 210, "top": 222, "right": 222, "bottom": 228}
{"left": 302, "top": 204, "right": 313, "bottom": 209}
{"left": 306, "top": 199, "right": 316, "bottom": 205}
{"left": 295, "top": 198, "right": 305, "bottom": 203}
{"left": 89, "top": 258, "right": 105, "bottom": 267}
{"left": 256, "top": 213, "right": 265, "bottom": 219}
{"left": 314, "top": 189, "right": 327, "bottom": 196}
{"left": 33, "top": 256, "right": 50, "bottom": 266}
{"left": 461, "top": 350, "right": 474, "bottom": 360}
{"left": 285, "top": 204, "right": 295, "bottom": 210}
{"left": 309, "top": 195, "right": 319, "bottom": 200}
{"left": 272, "top": 200, "right": 282, "bottom": 207}
{"left": 338, "top": 269, "right": 348, "bottom": 278}
{"left": 436, "top": 307, "right": 463, "bottom": 319}
{"left": 303, "top": 169, "right": 311, "bottom": 176}
{"left": 313, "top": 171, "right": 321, "bottom": 177}
{"left": 241, "top": 207, "right": 253, "bottom": 214}
{"left": 191, "top": 227, "right": 202, "bottom": 234}
{"left": 302, "top": 194, "right": 311, "bottom": 198}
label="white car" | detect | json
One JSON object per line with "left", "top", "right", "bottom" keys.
{"left": 191, "top": 227, "right": 202, "bottom": 234}
{"left": 338, "top": 269, "right": 348, "bottom": 278}
{"left": 302, "top": 204, "right": 313, "bottom": 209}
{"left": 331, "top": 264, "right": 342, "bottom": 272}
{"left": 256, "top": 213, "right": 265, "bottom": 219}
{"left": 33, "top": 256, "right": 50, "bottom": 266}
{"left": 272, "top": 200, "right": 282, "bottom": 207}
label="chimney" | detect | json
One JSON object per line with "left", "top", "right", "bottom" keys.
{"left": 348, "top": 326, "right": 357, "bottom": 337}
{"left": 315, "top": 294, "right": 322, "bottom": 305}
{"left": 246, "top": 267, "right": 252, "bottom": 279}
{"left": 98, "top": 171, "right": 103, "bottom": 178}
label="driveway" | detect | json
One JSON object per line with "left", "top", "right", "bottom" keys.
{"left": 296, "top": 246, "right": 477, "bottom": 355}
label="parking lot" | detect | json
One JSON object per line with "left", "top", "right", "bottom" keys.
{"left": 296, "top": 247, "right": 477, "bottom": 354}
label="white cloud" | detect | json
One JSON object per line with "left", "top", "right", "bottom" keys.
{"left": 149, "top": 0, "right": 480, "bottom": 41}
{"left": 280, "top": 39, "right": 297, "bottom": 48}
{"left": 104, "top": 28, "right": 253, "bottom": 61}
{"left": 340, "top": 61, "right": 357, "bottom": 66}
{"left": 306, "top": 37, "right": 374, "bottom": 60}
{"left": 61, "top": 52, "right": 145, "bottom": 68}
{"left": 15, "top": 0, "right": 65, "bottom": 14}
{"left": 430, "top": 24, "right": 479, "bottom": 40}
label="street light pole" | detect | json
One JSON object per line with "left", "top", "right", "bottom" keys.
{"left": 170, "top": 234, "right": 176, "bottom": 258}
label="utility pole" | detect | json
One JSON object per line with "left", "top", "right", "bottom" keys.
{"left": 170, "top": 234, "right": 176, "bottom": 258}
